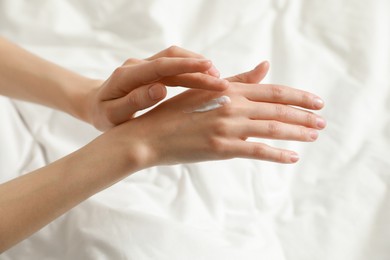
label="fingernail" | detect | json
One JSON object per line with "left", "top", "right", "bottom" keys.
{"left": 316, "top": 117, "right": 327, "bottom": 129}
{"left": 208, "top": 65, "right": 220, "bottom": 78}
{"left": 290, "top": 153, "right": 300, "bottom": 163}
{"left": 310, "top": 130, "right": 319, "bottom": 141}
{"left": 313, "top": 98, "right": 324, "bottom": 109}
{"left": 148, "top": 84, "right": 165, "bottom": 100}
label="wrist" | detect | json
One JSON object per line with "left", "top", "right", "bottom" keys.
{"left": 68, "top": 77, "right": 103, "bottom": 124}
{"left": 103, "top": 121, "right": 159, "bottom": 173}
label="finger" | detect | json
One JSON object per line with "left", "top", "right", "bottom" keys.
{"left": 225, "top": 61, "right": 269, "bottom": 83}
{"left": 146, "top": 45, "right": 205, "bottom": 60}
{"left": 146, "top": 46, "right": 220, "bottom": 77}
{"left": 242, "top": 84, "right": 325, "bottom": 110}
{"left": 161, "top": 73, "right": 228, "bottom": 91}
{"left": 111, "top": 58, "right": 218, "bottom": 96}
{"left": 247, "top": 102, "right": 327, "bottom": 129}
{"left": 103, "top": 58, "right": 215, "bottom": 100}
{"left": 223, "top": 140, "right": 299, "bottom": 163}
{"left": 239, "top": 120, "right": 319, "bottom": 142}
{"left": 105, "top": 83, "right": 167, "bottom": 125}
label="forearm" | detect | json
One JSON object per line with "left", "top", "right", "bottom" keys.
{"left": 0, "top": 37, "right": 101, "bottom": 121}
{"left": 0, "top": 135, "right": 138, "bottom": 252}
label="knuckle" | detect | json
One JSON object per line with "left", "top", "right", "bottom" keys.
{"left": 166, "top": 45, "right": 179, "bottom": 56}
{"left": 267, "top": 121, "right": 282, "bottom": 137}
{"left": 227, "top": 85, "right": 241, "bottom": 95}
{"left": 196, "top": 74, "right": 210, "bottom": 84}
{"left": 306, "top": 112, "right": 316, "bottom": 126}
{"left": 270, "top": 85, "right": 284, "bottom": 99}
{"left": 112, "top": 66, "right": 126, "bottom": 78}
{"left": 212, "top": 119, "right": 230, "bottom": 137}
{"left": 218, "top": 104, "right": 235, "bottom": 117}
{"left": 299, "top": 126, "right": 309, "bottom": 140}
{"left": 275, "top": 104, "right": 289, "bottom": 120}
{"left": 124, "top": 58, "right": 140, "bottom": 65}
{"left": 127, "top": 92, "right": 142, "bottom": 109}
{"left": 207, "top": 136, "right": 226, "bottom": 154}
{"left": 301, "top": 92, "right": 312, "bottom": 107}
{"left": 233, "top": 74, "right": 246, "bottom": 83}
{"left": 279, "top": 151, "right": 290, "bottom": 163}
{"left": 252, "top": 144, "right": 268, "bottom": 158}
{"left": 154, "top": 57, "right": 167, "bottom": 65}
{"left": 152, "top": 58, "right": 168, "bottom": 77}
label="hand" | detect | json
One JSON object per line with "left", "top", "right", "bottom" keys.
{"left": 85, "top": 46, "right": 228, "bottom": 131}
{"left": 106, "top": 64, "right": 326, "bottom": 166}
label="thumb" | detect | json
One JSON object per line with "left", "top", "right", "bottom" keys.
{"left": 225, "top": 61, "right": 269, "bottom": 83}
{"left": 125, "top": 83, "right": 167, "bottom": 116}
{"left": 105, "top": 83, "right": 167, "bottom": 125}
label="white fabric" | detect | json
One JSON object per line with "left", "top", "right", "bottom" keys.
{"left": 1, "top": 0, "right": 390, "bottom": 259}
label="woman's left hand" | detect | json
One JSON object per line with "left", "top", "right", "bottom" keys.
{"left": 85, "top": 46, "right": 228, "bottom": 131}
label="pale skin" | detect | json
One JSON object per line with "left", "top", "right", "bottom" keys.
{"left": 0, "top": 37, "right": 326, "bottom": 252}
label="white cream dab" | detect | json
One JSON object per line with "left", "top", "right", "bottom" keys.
{"left": 188, "top": 95, "right": 231, "bottom": 113}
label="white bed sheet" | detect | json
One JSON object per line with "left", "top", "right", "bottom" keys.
{"left": 1, "top": 0, "right": 390, "bottom": 259}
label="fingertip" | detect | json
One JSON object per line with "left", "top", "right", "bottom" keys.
{"left": 148, "top": 83, "right": 167, "bottom": 101}
{"left": 207, "top": 65, "right": 221, "bottom": 78}
{"left": 255, "top": 60, "right": 270, "bottom": 70}
{"left": 309, "top": 130, "right": 319, "bottom": 141}
{"left": 316, "top": 117, "right": 327, "bottom": 129}
{"left": 263, "top": 60, "right": 271, "bottom": 69}
{"left": 290, "top": 152, "right": 300, "bottom": 163}
{"left": 313, "top": 97, "right": 325, "bottom": 109}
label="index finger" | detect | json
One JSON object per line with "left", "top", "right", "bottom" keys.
{"left": 146, "top": 46, "right": 220, "bottom": 77}
{"left": 110, "top": 58, "right": 225, "bottom": 97}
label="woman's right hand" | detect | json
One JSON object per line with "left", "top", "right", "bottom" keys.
{"left": 102, "top": 75, "right": 326, "bottom": 171}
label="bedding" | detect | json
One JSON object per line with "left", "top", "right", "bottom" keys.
{"left": 1, "top": 0, "right": 389, "bottom": 259}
